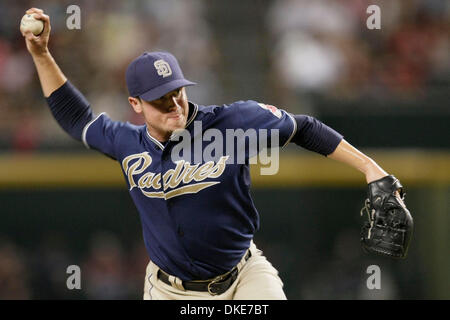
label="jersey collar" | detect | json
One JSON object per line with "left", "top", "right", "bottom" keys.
{"left": 184, "top": 101, "right": 199, "bottom": 128}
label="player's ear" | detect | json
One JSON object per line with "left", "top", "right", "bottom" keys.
{"left": 128, "top": 96, "right": 143, "bottom": 114}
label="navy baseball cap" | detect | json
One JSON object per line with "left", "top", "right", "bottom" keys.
{"left": 125, "top": 51, "right": 196, "bottom": 101}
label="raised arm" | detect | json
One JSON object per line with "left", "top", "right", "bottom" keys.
{"left": 21, "top": 8, "right": 93, "bottom": 141}
{"left": 21, "top": 8, "right": 66, "bottom": 97}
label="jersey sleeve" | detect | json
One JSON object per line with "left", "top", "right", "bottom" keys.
{"left": 234, "top": 100, "right": 297, "bottom": 148}
{"left": 81, "top": 112, "right": 127, "bottom": 160}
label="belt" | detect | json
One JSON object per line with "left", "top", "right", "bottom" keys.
{"left": 157, "top": 250, "right": 251, "bottom": 295}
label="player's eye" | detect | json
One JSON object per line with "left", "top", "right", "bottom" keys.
{"left": 153, "top": 89, "right": 182, "bottom": 104}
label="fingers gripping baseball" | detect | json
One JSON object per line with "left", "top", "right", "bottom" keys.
{"left": 20, "top": 8, "right": 51, "bottom": 57}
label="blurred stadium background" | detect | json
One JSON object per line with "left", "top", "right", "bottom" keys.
{"left": 0, "top": 0, "right": 449, "bottom": 299}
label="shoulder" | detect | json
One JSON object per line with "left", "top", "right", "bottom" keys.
{"left": 82, "top": 112, "right": 146, "bottom": 159}
{"left": 193, "top": 100, "right": 291, "bottom": 129}
{"left": 195, "top": 100, "right": 261, "bottom": 119}
{"left": 84, "top": 112, "right": 146, "bottom": 146}
{"left": 114, "top": 119, "right": 146, "bottom": 141}
{"left": 87, "top": 113, "right": 143, "bottom": 133}
{"left": 109, "top": 120, "right": 147, "bottom": 159}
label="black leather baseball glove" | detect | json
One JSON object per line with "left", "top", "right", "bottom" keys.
{"left": 360, "top": 175, "right": 413, "bottom": 258}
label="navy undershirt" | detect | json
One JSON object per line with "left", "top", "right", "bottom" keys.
{"left": 292, "top": 114, "right": 343, "bottom": 156}
{"left": 46, "top": 81, "right": 93, "bottom": 141}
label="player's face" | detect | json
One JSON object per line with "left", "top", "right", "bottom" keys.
{"left": 129, "top": 87, "right": 189, "bottom": 142}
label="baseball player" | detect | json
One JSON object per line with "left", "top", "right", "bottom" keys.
{"left": 22, "top": 8, "right": 412, "bottom": 300}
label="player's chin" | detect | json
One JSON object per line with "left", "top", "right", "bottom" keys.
{"left": 166, "top": 117, "right": 186, "bottom": 132}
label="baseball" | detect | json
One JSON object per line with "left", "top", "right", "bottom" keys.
{"left": 20, "top": 14, "right": 44, "bottom": 36}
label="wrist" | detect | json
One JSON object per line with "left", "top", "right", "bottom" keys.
{"left": 31, "top": 49, "right": 52, "bottom": 62}
{"left": 363, "top": 158, "right": 388, "bottom": 183}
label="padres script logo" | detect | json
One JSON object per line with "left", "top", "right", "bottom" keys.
{"left": 154, "top": 59, "right": 172, "bottom": 78}
{"left": 122, "top": 152, "right": 229, "bottom": 200}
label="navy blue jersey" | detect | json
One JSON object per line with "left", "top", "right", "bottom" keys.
{"left": 82, "top": 100, "right": 296, "bottom": 280}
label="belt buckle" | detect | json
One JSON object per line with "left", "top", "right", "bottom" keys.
{"left": 207, "top": 274, "right": 227, "bottom": 296}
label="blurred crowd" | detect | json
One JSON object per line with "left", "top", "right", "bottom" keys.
{"left": 267, "top": 0, "right": 450, "bottom": 110}
{"left": 0, "top": 229, "right": 402, "bottom": 300}
{"left": 0, "top": 0, "right": 221, "bottom": 151}
{"left": 0, "top": 231, "right": 149, "bottom": 299}
{"left": 0, "top": 0, "right": 448, "bottom": 151}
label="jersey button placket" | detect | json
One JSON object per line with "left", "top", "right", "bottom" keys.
{"left": 160, "top": 147, "right": 172, "bottom": 187}
{"left": 162, "top": 152, "right": 170, "bottom": 162}
{"left": 161, "top": 146, "right": 179, "bottom": 240}
{"left": 161, "top": 145, "right": 187, "bottom": 246}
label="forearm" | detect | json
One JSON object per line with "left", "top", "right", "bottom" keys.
{"left": 32, "top": 51, "right": 67, "bottom": 97}
{"left": 290, "top": 115, "right": 388, "bottom": 183}
{"left": 327, "top": 139, "right": 388, "bottom": 183}
{"left": 33, "top": 52, "right": 94, "bottom": 141}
